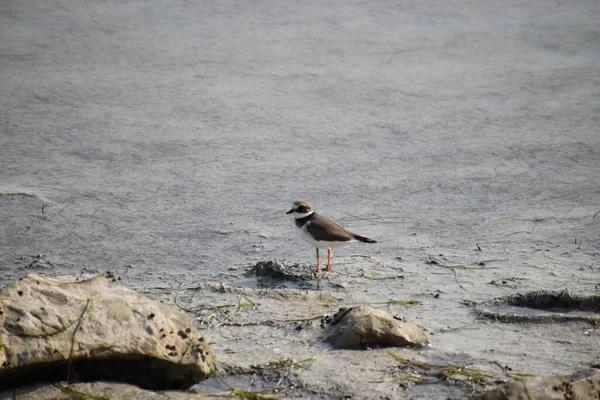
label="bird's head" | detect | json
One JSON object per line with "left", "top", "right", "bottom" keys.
{"left": 286, "top": 200, "right": 314, "bottom": 219}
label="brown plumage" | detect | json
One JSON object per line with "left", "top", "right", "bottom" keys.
{"left": 286, "top": 200, "right": 377, "bottom": 272}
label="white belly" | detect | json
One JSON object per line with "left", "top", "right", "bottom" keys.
{"left": 298, "top": 225, "right": 355, "bottom": 249}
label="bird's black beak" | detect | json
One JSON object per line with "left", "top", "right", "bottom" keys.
{"left": 286, "top": 209, "right": 294, "bottom": 214}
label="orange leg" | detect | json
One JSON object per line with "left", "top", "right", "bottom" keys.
{"left": 324, "top": 248, "right": 332, "bottom": 271}
{"left": 315, "top": 248, "right": 320, "bottom": 273}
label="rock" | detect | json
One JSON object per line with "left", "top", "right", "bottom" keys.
{"left": 0, "top": 273, "right": 217, "bottom": 390}
{"left": 0, "top": 381, "right": 211, "bottom": 400}
{"left": 470, "top": 371, "right": 600, "bottom": 400}
{"left": 246, "top": 259, "right": 313, "bottom": 280}
{"left": 323, "top": 306, "right": 428, "bottom": 349}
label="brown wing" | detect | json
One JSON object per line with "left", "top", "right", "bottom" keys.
{"left": 305, "top": 213, "right": 356, "bottom": 242}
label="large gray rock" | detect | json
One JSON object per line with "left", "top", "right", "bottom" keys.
{"left": 323, "top": 306, "right": 428, "bottom": 349}
{"left": 0, "top": 273, "right": 217, "bottom": 389}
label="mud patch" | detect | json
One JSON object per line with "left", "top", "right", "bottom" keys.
{"left": 148, "top": 282, "right": 338, "bottom": 330}
{"left": 194, "top": 351, "right": 328, "bottom": 399}
{"left": 475, "top": 291, "right": 600, "bottom": 323}
{"left": 245, "top": 259, "right": 314, "bottom": 280}
{"left": 468, "top": 369, "right": 600, "bottom": 400}
{"left": 240, "top": 259, "right": 329, "bottom": 290}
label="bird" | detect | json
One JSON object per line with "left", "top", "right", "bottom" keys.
{"left": 286, "top": 200, "right": 377, "bottom": 273}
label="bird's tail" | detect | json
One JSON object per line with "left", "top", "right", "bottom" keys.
{"left": 354, "top": 234, "right": 377, "bottom": 243}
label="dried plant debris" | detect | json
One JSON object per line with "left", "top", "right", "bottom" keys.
{"left": 199, "top": 282, "right": 336, "bottom": 302}
{"left": 170, "top": 284, "right": 334, "bottom": 329}
{"left": 362, "top": 273, "right": 405, "bottom": 280}
{"left": 214, "top": 349, "right": 328, "bottom": 399}
{"left": 387, "top": 299, "right": 422, "bottom": 306}
{"left": 387, "top": 351, "right": 500, "bottom": 388}
{"left": 217, "top": 377, "right": 282, "bottom": 400}
{"left": 475, "top": 290, "right": 600, "bottom": 323}
{"left": 226, "top": 349, "right": 328, "bottom": 373}
{"left": 177, "top": 295, "right": 260, "bottom": 328}
{"left": 167, "top": 282, "right": 336, "bottom": 323}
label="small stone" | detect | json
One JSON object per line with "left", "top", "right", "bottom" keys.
{"left": 323, "top": 305, "right": 428, "bottom": 349}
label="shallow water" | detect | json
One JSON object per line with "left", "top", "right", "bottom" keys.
{"left": 1, "top": 0, "right": 600, "bottom": 398}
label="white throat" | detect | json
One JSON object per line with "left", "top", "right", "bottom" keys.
{"left": 291, "top": 210, "right": 314, "bottom": 219}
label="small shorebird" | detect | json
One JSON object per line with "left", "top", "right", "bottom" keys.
{"left": 286, "top": 200, "right": 377, "bottom": 272}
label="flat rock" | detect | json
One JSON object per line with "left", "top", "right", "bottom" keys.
{"left": 0, "top": 381, "right": 210, "bottom": 400}
{"left": 0, "top": 273, "right": 217, "bottom": 390}
{"left": 470, "top": 371, "right": 600, "bottom": 400}
{"left": 323, "top": 306, "right": 428, "bottom": 349}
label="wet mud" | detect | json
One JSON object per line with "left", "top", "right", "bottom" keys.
{"left": 1, "top": 0, "right": 600, "bottom": 398}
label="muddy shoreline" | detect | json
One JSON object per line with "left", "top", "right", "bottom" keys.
{"left": 1, "top": 0, "right": 599, "bottom": 397}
